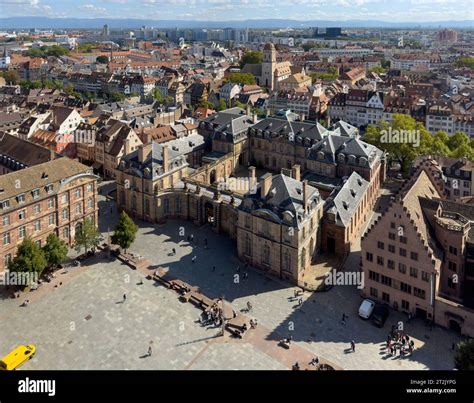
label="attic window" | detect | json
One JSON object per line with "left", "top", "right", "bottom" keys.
{"left": 350, "top": 190, "right": 356, "bottom": 197}
{"left": 342, "top": 201, "right": 348, "bottom": 210}
{"left": 296, "top": 188, "right": 302, "bottom": 195}
{"left": 41, "top": 172, "right": 48, "bottom": 179}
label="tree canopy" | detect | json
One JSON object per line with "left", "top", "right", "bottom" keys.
{"left": 226, "top": 72, "right": 256, "bottom": 85}
{"left": 0, "top": 70, "right": 20, "bottom": 85}
{"left": 96, "top": 55, "right": 109, "bottom": 64}
{"left": 74, "top": 219, "right": 101, "bottom": 253}
{"left": 112, "top": 211, "right": 138, "bottom": 252}
{"left": 8, "top": 238, "right": 47, "bottom": 279}
{"left": 364, "top": 114, "right": 474, "bottom": 172}
{"left": 43, "top": 233, "right": 69, "bottom": 268}
{"left": 26, "top": 45, "right": 69, "bottom": 58}
{"left": 240, "top": 51, "right": 263, "bottom": 68}
{"left": 454, "top": 339, "right": 474, "bottom": 370}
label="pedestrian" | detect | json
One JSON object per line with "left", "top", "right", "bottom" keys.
{"left": 247, "top": 301, "right": 252, "bottom": 312}
{"left": 190, "top": 234, "right": 194, "bottom": 243}
{"left": 341, "top": 313, "right": 346, "bottom": 325}
{"left": 350, "top": 340, "right": 355, "bottom": 352}
{"left": 123, "top": 293, "right": 127, "bottom": 302}
{"left": 294, "top": 289, "right": 298, "bottom": 298}
{"left": 172, "top": 248, "right": 176, "bottom": 255}
{"left": 147, "top": 346, "right": 152, "bottom": 356}
{"left": 204, "top": 238, "right": 208, "bottom": 249}
{"left": 244, "top": 272, "right": 248, "bottom": 280}
{"left": 192, "top": 256, "right": 197, "bottom": 263}
{"left": 298, "top": 298, "right": 303, "bottom": 306}
{"left": 212, "top": 265, "right": 216, "bottom": 272}
{"left": 110, "top": 206, "right": 113, "bottom": 214}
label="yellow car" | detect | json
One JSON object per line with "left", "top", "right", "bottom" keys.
{"left": 0, "top": 345, "right": 36, "bottom": 370}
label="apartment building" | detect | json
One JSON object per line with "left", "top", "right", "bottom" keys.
{"left": 0, "top": 158, "right": 98, "bottom": 271}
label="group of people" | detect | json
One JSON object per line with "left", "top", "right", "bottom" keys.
{"left": 201, "top": 303, "right": 223, "bottom": 327}
{"left": 386, "top": 330, "right": 415, "bottom": 356}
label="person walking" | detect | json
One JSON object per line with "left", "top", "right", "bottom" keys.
{"left": 350, "top": 340, "right": 355, "bottom": 352}
{"left": 212, "top": 265, "right": 216, "bottom": 272}
{"left": 147, "top": 345, "right": 152, "bottom": 357}
{"left": 123, "top": 293, "right": 127, "bottom": 303}
{"left": 298, "top": 298, "right": 303, "bottom": 306}
{"left": 341, "top": 313, "right": 347, "bottom": 325}
{"left": 192, "top": 256, "right": 197, "bottom": 263}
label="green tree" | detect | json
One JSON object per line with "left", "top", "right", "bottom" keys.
{"left": 43, "top": 233, "right": 68, "bottom": 268}
{"left": 46, "top": 45, "right": 69, "bottom": 58}
{"left": 447, "top": 131, "right": 470, "bottom": 152}
{"left": 153, "top": 88, "right": 165, "bottom": 104}
{"left": 8, "top": 238, "right": 47, "bottom": 281}
{"left": 430, "top": 131, "right": 451, "bottom": 156}
{"left": 240, "top": 51, "right": 263, "bottom": 67}
{"left": 454, "top": 57, "right": 474, "bottom": 69}
{"left": 64, "top": 84, "right": 74, "bottom": 95}
{"left": 218, "top": 98, "right": 227, "bottom": 111}
{"left": 454, "top": 339, "right": 474, "bottom": 370}
{"left": 364, "top": 114, "right": 434, "bottom": 173}
{"left": 74, "top": 218, "right": 101, "bottom": 253}
{"left": 0, "top": 70, "right": 20, "bottom": 85}
{"left": 369, "top": 66, "right": 386, "bottom": 74}
{"left": 227, "top": 72, "right": 256, "bottom": 85}
{"left": 96, "top": 55, "right": 109, "bottom": 64}
{"left": 109, "top": 90, "right": 126, "bottom": 102}
{"left": 112, "top": 211, "right": 138, "bottom": 252}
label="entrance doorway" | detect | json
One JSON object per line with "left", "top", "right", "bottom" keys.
{"left": 327, "top": 237, "right": 336, "bottom": 254}
{"left": 449, "top": 319, "right": 462, "bottom": 334}
{"left": 415, "top": 308, "right": 427, "bottom": 320}
{"left": 204, "top": 202, "right": 215, "bottom": 224}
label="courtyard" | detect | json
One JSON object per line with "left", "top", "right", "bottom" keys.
{"left": 0, "top": 206, "right": 461, "bottom": 370}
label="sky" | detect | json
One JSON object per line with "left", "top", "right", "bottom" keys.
{"left": 0, "top": 0, "right": 473, "bottom": 22}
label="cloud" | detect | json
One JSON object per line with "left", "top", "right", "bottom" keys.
{"left": 78, "top": 4, "right": 107, "bottom": 13}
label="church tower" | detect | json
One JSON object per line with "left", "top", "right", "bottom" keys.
{"left": 262, "top": 43, "right": 277, "bottom": 91}
{"left": 0, "top": 47, "right": 11, "bottom": 70}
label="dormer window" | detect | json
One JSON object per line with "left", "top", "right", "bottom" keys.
{"left": 17, "top": 194, "right": 25, "bottom": 204}
{"left": 0, "top": 200, "right": 10, "bottom": 209}
{"left": 32, "top": 189, "right": 40, "bottom": 199}
{"left": 45, "top": 184, "right": 54, "bottom": 193}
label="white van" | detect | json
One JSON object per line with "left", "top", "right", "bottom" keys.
{"left": 359, "top": 299, "right": 375, "bottom": 319}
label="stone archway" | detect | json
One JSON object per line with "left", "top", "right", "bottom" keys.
{"left": 210, "top": 169, "right": 217, "bottom": 185}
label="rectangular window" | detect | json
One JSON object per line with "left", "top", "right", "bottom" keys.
{"left": 34, "top": 220, "right": 41, "bottom": 232}
{"left": 381, "top": 275, "right": 392, "bottom": 286}
{"left": 1, "top": 200, "right": 10, "bottom": 209}
{"left": 449, "top": 246, "right": 458, "bottom": 256}
{"left": 422, "top": 271, "right": 429, "bottom": 282}
{"left": 18, "top": 210, "right": 26, "bottom": 220}
{"left": 3, "top": 232, "right": 10, "bottom": 245}
{"left": 388, "top": 244, "right": 395, "bottom": 253}
{"left": 366, "top": 252, "right": 373, "bottom": 262}
{"left": 32, "top": 189, "right": 40, "bottom": 199}
{"left": 45, "top": 184, "right": 54, "bottom": 193}
{"left": 17, "top": 194, "right": 25, "bottom": 204}
{"left": 75, "top": 203, "right": 81, "bottom": 215}
{"left": 382, "top": 292, "right": 390, "bottom": 303}
{"left": 399, "top": 236, "right": 408, "bottom": 244}
{"left": 448, "top": 261, "right": 457, "bottom": 272}
{"left": 370, "top": 287, "right": 378, "bottom": 298}
{"left": 400, "top": 282, "right": 412, "bottom": 294}
{"left": 410, "top": 252, "right": 418, "bottom": 261}
{"left": 377, "top": 256, "right": 384, "bottom": 266}
{"left": 410, "top": 267, "right": 418, "bottom": 278}
{"left": 390, "top": 222, "right": 395, "bottom": 229}
{"left": 19, "top": 226, "right": 26, "bottom": 239}
{"left": 401, "top": 300, "right": 410, "bottom": 310}
{"left": 63, "top": 227, "right": 69, "bottom": 239}
{"left": 388, "top": 233, "right": 396, "bottom": 240}
{"left": 49, "top": 214, "right": 55, "bottom": 226}
{"left": 414, "top": 287, "right": 426, "bottom": 299}
{"left": 33, "top": 204, "right": 41, "bottom": 214}
{"left": 2, "top": 215, "right": 10, "bottom": 226}
{"left": 62, "top": 208, "right": 68, "bottom": 220}
{"left": 369, "top": 271, "right": 380, "bottom": 282}
{"left": 48, "top": 198, "right": 54, "bottom": 209}
{"left": 399, "top": 248, "right": 407, "bottom": 257}
{"left": 387, "top": 259, "right": 395, "bottom": 270}
{"left": 377, "top": 241, "right": 384, "bottom": 250}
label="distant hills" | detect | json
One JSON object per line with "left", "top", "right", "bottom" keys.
{"left": 0, "top": 17, "right": 472, "bottom": 30}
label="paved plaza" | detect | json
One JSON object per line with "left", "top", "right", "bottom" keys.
{"left": 0, "top": 186, "right": 461, "bottom": 370}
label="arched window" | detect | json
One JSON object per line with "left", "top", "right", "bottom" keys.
{"left": 284, "top": 250, "right": 291, "bottom": 272}
{"left": 263, "top": 244, "right": 270, "bottom": 265}
{"left": 245, "top": 234, "right": 252, "bottom": 256}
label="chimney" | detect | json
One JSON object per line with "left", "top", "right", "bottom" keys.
{"left": 50, "top": 149, "right": 55, "bottom": 161}
{"left": 303, "top": 180, "right": 309, "bottom": 212}
{"left": 124, "top": 138, "right": 131, "bottom": 155}
{"left": 162, "top": 145, "right": 169, "bottom": 173}
{"left": 248, "top": 166, "right": 256, "bottom": 190}
{"left": 292, "top": 164, "right": 301, "bottom": 181}
{"left": 253, "top": 113, "right": 258, "bottom": 124}
{"left": 260, "top": 173, "right": 272, "bottom": 199}
{"left": 246, "top": 104, "right": 251, "bottom": 116}
{"left": 138, "top": 143, "right": 152, "bottom": 163}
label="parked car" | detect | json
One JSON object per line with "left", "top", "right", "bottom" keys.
{"left": 0, "top": 345, "right": 36, "bottom": 370}
{"left": 358, "top": 299, "right": 375, "bottom": 319}
{"left": 371, "top": 304, "right": 390, "bottom": 328}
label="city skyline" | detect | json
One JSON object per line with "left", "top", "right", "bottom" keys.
{"left": 0, "top": 0, "right": 473, "bottom": 23}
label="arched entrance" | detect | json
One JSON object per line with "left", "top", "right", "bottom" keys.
{"left": 449, "top": 319, "right": 462, "bottom": 334}
{"left": 204, "top": 202, "right": 215, "bottom": 224}
{"left": 209, "top": 169, "right": 216, "bottom": 185}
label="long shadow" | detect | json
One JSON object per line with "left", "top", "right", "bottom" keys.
{"left": 127, "top": 218, "right": 460, "bottom": 370}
